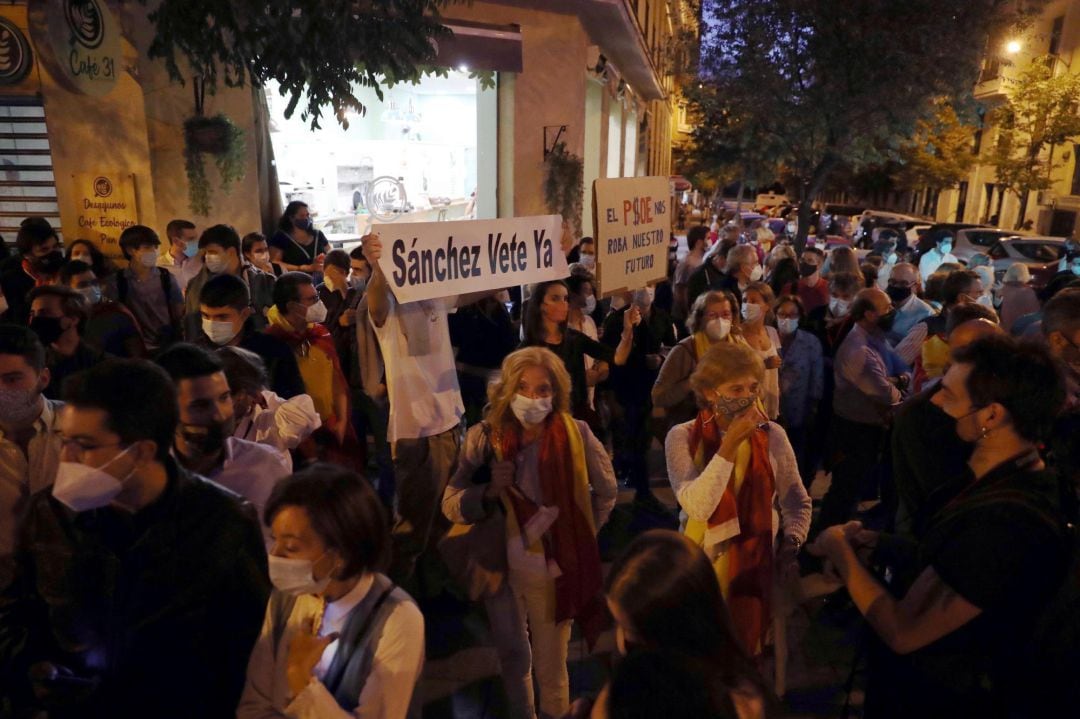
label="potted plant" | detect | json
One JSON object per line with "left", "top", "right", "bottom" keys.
{"left": 183, "top": 113, "right": 246, "bottom": 216}
{"left": 542, "top": 141, "right": 584, "bottom": 236}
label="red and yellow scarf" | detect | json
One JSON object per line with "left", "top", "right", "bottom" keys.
{"left": 684, "top": 409, "right": 775, "bottom": 657}
{"left": 495, "top": 412, "right": 606, "bottom": 642}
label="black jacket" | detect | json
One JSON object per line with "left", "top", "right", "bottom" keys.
{"left": 0, "top": 459, "right": 270, "bottom": 718}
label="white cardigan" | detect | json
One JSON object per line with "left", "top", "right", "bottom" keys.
{"left": 665, "top": 420, "right": 811, "bottom": 560}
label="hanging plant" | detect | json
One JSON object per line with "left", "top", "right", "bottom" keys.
{"left": 183, "top": 114, "right": 245, "bottom": 216}
{"left": 543, "top": 142, "right": 584, "bottom": 237}
{"left": 182, "top": 78, "right": 246, "bottom": 216}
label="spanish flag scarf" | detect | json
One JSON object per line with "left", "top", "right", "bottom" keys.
{"left": 265, "top": 305, "right": 345, "bottom": 426}
{"left": 684, "top": 409, "right": 776, "bottom": 657}
{"left": 495, "top": 412, "right": 606, "bottom": 643}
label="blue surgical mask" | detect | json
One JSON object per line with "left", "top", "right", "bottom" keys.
{"left": 182, "top": 241, "right": 199, "bottom": 259}
{"left": 939, "top": 243, "right": 953, "bottom": 255}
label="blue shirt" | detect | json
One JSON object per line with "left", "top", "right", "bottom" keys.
{"left": 778, "top": 329, "right": 824, "bottom": 427}
{"left": 888, "top": 294, "right": 934, "bottom": 344}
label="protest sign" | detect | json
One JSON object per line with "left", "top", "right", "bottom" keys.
{"left": 374, "top": 215, "right": 567, "bottom": 303}
{"left": 593, "top": 176, "right": 671, "bottom": 296}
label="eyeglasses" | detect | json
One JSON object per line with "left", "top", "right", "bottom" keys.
{"left": 55, "top": 435, "right": 123, "bottom": 460}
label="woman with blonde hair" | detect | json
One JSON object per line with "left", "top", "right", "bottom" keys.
{"left": 652, "top": 290, "right": 744, "bottom": 430}
{"left": 442, "top": 347, "right": 617, "bottom": 719}
{"left": 665, "top": 342, "right": 811, "bottom": 660}
{"left": 739, "top": 282, "right": 782, "bottom": 420}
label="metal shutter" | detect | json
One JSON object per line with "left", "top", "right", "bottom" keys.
{"left": 0, "top": 98, "right": 60, "bottom": 241}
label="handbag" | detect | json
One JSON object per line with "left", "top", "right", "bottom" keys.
{"left": 437, "top": 423, "right": 508, "bottom": 601}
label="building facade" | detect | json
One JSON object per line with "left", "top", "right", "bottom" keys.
{"left": 0, "top": 0, "right": 694, "bottom": 260}
{"left": 935, "top": 0, "right": 1080, "bottom": 236}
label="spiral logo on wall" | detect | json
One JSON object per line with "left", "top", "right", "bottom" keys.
{"left": 365, "top": 176, "right": 410, "bottom": 222}
{"left": 93, "top": 176, "right": 113, "bottom": 198}
{"left": 0, "top": 19, "right": 32, "bottom": 85}
{"left": 65, "top": 0, "right": 104, "bottom": 50}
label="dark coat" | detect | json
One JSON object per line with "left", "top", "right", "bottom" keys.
{"left": 0, "top": 459, "right": 270, "bottom": 718}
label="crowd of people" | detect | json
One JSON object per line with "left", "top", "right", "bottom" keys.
{"left": 0, "top": 204, "right": 1077, "bottom": 719}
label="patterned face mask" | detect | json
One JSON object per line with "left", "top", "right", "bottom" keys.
{"left": 713, "top": 394, "right": 755, "bottom": 418}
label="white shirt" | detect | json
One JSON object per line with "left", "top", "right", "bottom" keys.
{"left": 918, "top": 249, "right": 957, "bottom": 282}
{"left": 371, "top": 296, "right": 464, "bottom": 443}
{"left": 234, "top": 391, "right": 323, "bottom": 472}
{"left": 206, "top": 437, "right": 290, "bottom": 535}
{"left": 238, "top": 575, "right": 425, "bottom": 719}
{"left": 159, "top": 252, "right": 203, "bottom": 294}
{"left": 0, "top": 398, "right": 62, "bottom": 562}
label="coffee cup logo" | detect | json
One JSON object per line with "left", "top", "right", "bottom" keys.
{"left": 66, "top": 0, "right": 104, "bottom": 50}
{"left": 93, "top": 176, "right": 112, "bottom": 198}
{"left": 0, "top": 19, "right": 31, "bottom": 85}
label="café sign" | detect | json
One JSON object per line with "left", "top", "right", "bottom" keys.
{"left": 28, "top": 0, "right": 120, "bottom": 96}
{"left": 72, "top": 172, "right": 138, "bottom": 258}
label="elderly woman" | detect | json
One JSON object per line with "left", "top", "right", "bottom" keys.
{"left": 652, "top": 290, "right": 743, "bottom": 431}
{"left": 442, "top": 347, "right": 617, "bottom": 719}
{"left": 665, "top": 342, "right": 811, "bottom": 659}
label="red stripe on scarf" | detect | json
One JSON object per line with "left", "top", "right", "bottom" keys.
{"left": 687, "top": 409, "right": 776, "bottom": 656}
{"left": 499, "top": 416, "right": 604, "bottom": 626}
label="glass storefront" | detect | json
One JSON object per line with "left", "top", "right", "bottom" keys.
{"left": 266, "top": 71, "right": 491, "bottom": 242}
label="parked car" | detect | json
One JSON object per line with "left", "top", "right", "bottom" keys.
{"left": 984, "top": 236, "right": 1066, "bottom": 288}
{"left": 952, "top": 228, "right": 1027, "bottom": 265}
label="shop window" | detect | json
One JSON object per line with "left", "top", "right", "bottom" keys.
{"left": 0, "top": 99, "right": 60, "bottom": 241}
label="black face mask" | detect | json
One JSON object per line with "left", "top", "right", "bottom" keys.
{"left": 293, "top": 217, "right": 315, "bottom": 234}
{"left": 885, "top": 285, "right": 913, "bottom": 305}
{"left": 178, "top": 417, "right": 236, "bottom": 457}
{"left": 32, "top": 250, "right": 64, "bottom": 275}
{"left": 876, "top": 311, "right": 897, "bottom": 332}
{"left": 29, "top": 316, "right": 65, "bottom": 346}
{"left": 799, "top": 262, "right": 818, "bottom": 278}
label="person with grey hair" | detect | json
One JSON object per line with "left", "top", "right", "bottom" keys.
{"left": 998, "top": 262, "right": 1039, "bottom": 333}
{"left": 717, "top": 244, "right": 761, "bottom": 304}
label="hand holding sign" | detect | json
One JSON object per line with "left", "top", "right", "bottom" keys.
{"left": 623, "top": 304, "right": 642, "bottom": 334}
{"left": 362, "top": 233, "right": 383, "bottom": 264}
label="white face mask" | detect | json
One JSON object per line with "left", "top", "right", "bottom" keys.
{"left": 579, "top": 254, "right": 596, "bottom": 270}
{"left": 51, "top": 445, "right": 136, "bottom": 513}
{"left": 305, "top": 299, "right": 328, "bottom": 324}
{"left": 610, "top": 295, "right": 628, "bottom": 311}
{"left": 939, "top": 243, "right": 953, "bottom": 256}
{"left": 138, "top": 250, "right": 158, "bottom": 268}
{"left": 778, "top": 318, "right": 799, "bottom": 335}
{"left": 749, "top": 264, "right": 764, "bottom": 282}
{"left": 886, "top": 252, "right": 898, "bottom": 265}
{"left": 77, "top": 286, "right": 103, "bottom": 305}
{"left": 202, "top": 318, "right": 241, "bottom": 346}
{"left": 268, "top": 554, "right": 332, "bottom": 596}
{"left": 829, "top": 297, "right": 851, "bottom": 317}
{"left": 976, "top": 293, "right": 995, "bottom": 309}
{"left": 204, "top": 252, "right": 228, "bottom": 275}
{"left": 741, "top": 303, "right": 764, "bottom": 323}
{"left": 510, "top": 393, "right": 553, "bottom": 426}
{"left": 323, "top": 275, "right": 339, "bottom": 294}
{"left": 71, "top": 254, "right": 92, "bottom": 265}
{"left": 704, "top": 317, "right": 731, "bottom": 341}
{"left": 583, "top": 296, "right": 597, "bottom": 314}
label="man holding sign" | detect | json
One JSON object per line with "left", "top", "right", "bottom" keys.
{"left": 363, "top": 215, "right": 569, "bottom": 585}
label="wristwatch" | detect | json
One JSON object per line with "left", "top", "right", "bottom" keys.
{"left": 786, "top": 534, "right": 802, "bottom": 551}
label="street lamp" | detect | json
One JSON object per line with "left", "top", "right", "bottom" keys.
{"left": 1006, "top": 39, "right": 1022, "bottom": 55}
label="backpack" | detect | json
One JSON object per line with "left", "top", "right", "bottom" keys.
{"left": 116, "top": 267, "right": 180, "bottom": 345}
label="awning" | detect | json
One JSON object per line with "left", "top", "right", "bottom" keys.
{"left": 435, "top": 20, "right": 523, "bottom": 73}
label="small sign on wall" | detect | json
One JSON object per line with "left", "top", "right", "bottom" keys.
{"left": 72, "top": 172, "right": 138, "bottom": 258}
